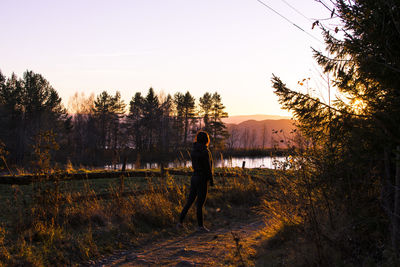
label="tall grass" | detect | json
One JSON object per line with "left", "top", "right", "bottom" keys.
{"left": 0, "top": 150, "right": 269, "bottom": 266}
{"left": 257, "top": 148, "right": 395, "bottom": 266}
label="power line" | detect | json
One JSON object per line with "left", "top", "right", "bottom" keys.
{"left": 278, "top": 0, "right": 312, "bottom": 22}
{"left": 316, "top": 0, "right": 335, "bottom": 13}
{"left": 255, "top": 0, "right": 323, "bottom": 44}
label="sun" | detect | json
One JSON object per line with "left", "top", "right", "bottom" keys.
{"left": 351, "top": 98, "right": 366, "bottom": 114}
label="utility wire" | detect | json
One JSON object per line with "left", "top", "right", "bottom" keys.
{"left": 255, "top": 0, "right": 323, "bottom": 44}
{"left": 278, "top": 0, "right": 313, "bottom": 22}
{"left": 316, "top": 0, "right": 335, "bottom": 13}
{"left": 312, "top": 62, "right": 329, "bottom": 84}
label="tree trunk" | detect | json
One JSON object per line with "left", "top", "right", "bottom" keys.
{"left": 184, "top": 113, "right": 188, "bottom": 147}
{"left": 383, "top": 146, "right": 394, "bottom": 218}
{"left": 392, "top": 145, "right": 400, "bottom": 253}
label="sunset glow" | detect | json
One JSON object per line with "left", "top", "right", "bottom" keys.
{"left": 0, "top": 1, "right": 398, "bottom": 265}
{"left": 352, "top": 98, "right": 367, "bottom": 114}
{"left": 0, "top": 0, "right": 329, "bottom": 116}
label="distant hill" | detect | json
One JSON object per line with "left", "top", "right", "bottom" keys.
{"left": 225, "top": 118, "right": 296, "bottom": 148}
{"left": 222, "top": 114, "right": 291, "bottom": 125}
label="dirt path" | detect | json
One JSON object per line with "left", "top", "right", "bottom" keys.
{"left": 92, "top": 219, "right": 265, "bottom": 266}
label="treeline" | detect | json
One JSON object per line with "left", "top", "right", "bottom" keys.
{"left": 0, "top": 70, "right": 229, "bottom": 168}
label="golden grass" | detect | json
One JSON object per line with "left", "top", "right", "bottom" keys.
{"left": 0, "top": 167, "right": 270, "bottom": 266}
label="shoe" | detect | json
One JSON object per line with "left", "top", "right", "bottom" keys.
{"left": 197, "top": 226, "right": 210, "bottom": 232}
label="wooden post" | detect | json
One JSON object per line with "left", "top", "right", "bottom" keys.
{"left": 242, "top": 161, "right": 246, "bottom": 169}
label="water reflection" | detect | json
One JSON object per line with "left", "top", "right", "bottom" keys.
{"left": 105, "top": 156, "right": 285, "bottom": 170}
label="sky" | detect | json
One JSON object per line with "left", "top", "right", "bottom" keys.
{"left": 0, "top": 0, "right": 333, "bottom": 116}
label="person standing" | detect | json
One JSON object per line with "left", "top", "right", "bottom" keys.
{"left": 178, "top": 131, "right": 214, "bottom": 232}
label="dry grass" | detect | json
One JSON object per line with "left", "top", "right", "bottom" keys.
{"left": 254, "top": 154, "right": 397, "bottom": 267}
{"left": 0, "top": 166, "right": 270, "bottom": 266}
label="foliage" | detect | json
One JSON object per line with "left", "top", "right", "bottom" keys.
{"left": 67, "top": 92, "right": 97, "bottom": 164}
{"left": 0, "top": 164, "right": 269, "bottom": 266}
{"left": 0, "top": 71, "right": 70, "bottom": 165}
{"left": 0, "top": 69, "right": 231, "bottom": 168}
{"left": 265, "top": 0, "right": 400, "bottom": 264}
{"left": 199, "top": 92, "right": 213, "bottom": 133}
{"left": 210, "top": 92, "right": 229, "bottom": 149}
{"left": 92, "top": 91, "right": 126, "bottom": 150}
{"left": 199, "top": 92, "right": 229, "bottom": 149}
{"left": 174, "top": 91, "right": 196, "bottom": 147}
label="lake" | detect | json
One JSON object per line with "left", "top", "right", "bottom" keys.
{"left": 105, "top": 156, "right": 286, "bottom": 170}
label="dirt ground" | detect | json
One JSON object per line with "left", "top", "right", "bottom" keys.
{"left": 89, "top": 218, "right": 266, "bottom": 266}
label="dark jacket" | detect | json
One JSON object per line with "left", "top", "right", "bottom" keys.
{"left": 191, "top": 142, "right": 214, "bottom": 185}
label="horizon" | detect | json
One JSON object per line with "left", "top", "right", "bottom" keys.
{"left": 0, "top": 1, "right": 397, "bottom": 266}
{"left": 0, "top": 0, "right": 334, "bottom": 117}
{"left": 222, "top": 114, "right": 291, "bottom": 125}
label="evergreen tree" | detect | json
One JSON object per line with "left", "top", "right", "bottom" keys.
{"left": 174, "top": 91, "right": 195, "bottom": 147}
{"left": 93, "top": 91, "right": 126, "bottom": 150}
{"left": 209, "top": 92, "right": 229, "bottom": 149}
{"left": 269, "top": 0, "right": 400, "bottom": 260}
{"left": 173, "top": 92, "right": 185, "bottom": 145}
{"left": 93, "top": 91, "right": 113, "bottom": 150}
{"left": 159, "top": 94, "right": 174, "bottom": 153}
{"left": 182, "top": 91, "right": 196, "bottom": 147}
{"left": 128, "top": 92, "right": 145, "bottom": 150}
{"left": 199, "top": 92, "right": 213, "bottom": 133}
{"left": 109, "top": 91, "right": 126, "bottom": 151}
{"left": 142, "top": 88, "right": 161, "bottom": 150}
{"left": 0, "top": 70, "right": 69, "bottom": 164}
{"left": 313, "top": 0, "right": 400, "bottom": 252}
{"left": 173, "top": 91, "right": 196, "bottom": 147}
{"left": 0, "top": 72, "right": 23, "bottom": 163}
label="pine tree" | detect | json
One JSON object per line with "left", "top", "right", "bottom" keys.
{"left": 0, "top": 71, "right": 69, "bottom": 164}
{"left": 159, "top": 94, "right": 174, "bottom": 153}
{"left": 128, "top": 92, "right": 145, "bottom": 150}
{"left": 93, "top": 91, "right": 126, "bottom": 150}
{"left": 109, "top": 91, "right": 126, "bottom": 151}
{"left": 173, "top": 92, "right": 185, "bottom": 145}
{"left": 93, "top": 91, "right": 113, "bottom": 150}
{"left": 182, "top": 91, "right": 196, "bottom": 147}
{"left": 174, "top": 91, "right": 196, "bottom": 147}
{"left": 314, "top": 0, "right": 400, "bottom": 252}
{"left": 142, "top": 88, "right": 162, "bottom": 150}
{"left": 209, "top": 92, "right": 229, "bottom": 149}
{"left": 0, "top": 73, "right": 23, "bottom": 163}
{"left": 270, "top": 0, "right": 400, "bottom": 258}
{"left": 199, "top": 92, "right": 213, "bottom": 133}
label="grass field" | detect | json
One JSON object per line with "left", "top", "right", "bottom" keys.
{"left": 0, "top": 167, "right": 274, "bottom": 266}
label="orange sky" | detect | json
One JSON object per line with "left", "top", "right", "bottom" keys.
{"left": 0, "top": 0, "right": 334, "bottom": 116}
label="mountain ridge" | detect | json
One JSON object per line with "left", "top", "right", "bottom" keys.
{"left": 222, "top": 114, "right": 291, "bottom": 125}
{"left": 225, "top": 118, "right": 296, "bottom": 149}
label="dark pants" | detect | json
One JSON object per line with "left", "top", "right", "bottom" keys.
{"left": 179, "top": 175, "right": 208, "bottom": 227}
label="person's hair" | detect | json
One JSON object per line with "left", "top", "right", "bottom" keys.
{"left": 195, "top": 131, "right": 210, "bottom": 146}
